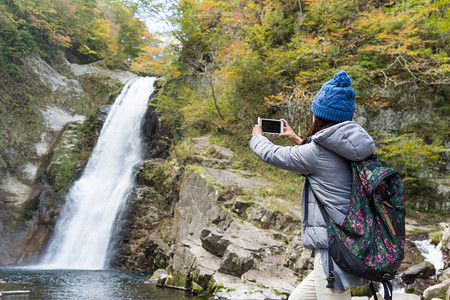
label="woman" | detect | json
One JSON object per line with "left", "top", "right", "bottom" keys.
{"left": 250, "top": 71, "right": 375, "bottom": 300}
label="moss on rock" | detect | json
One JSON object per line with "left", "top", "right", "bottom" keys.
{"left": 165, "top": 273, "right": 190, "bottom": 290}
{"left": 350, "top": 284, "right": 374, "bottom": 297}
{"left": 47, "top": 112, "right": 101, "bottom": 192}
{"left": 47, "top": 123, "right": 83, "bottom": 192}
{"left": 191, "top": 281, "right": 204, "bottom": 294}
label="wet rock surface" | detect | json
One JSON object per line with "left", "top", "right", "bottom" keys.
{"left": 402, "top": 261, "right": 436, "bottom": 284}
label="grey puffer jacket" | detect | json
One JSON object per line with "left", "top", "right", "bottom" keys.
{"left": 250, "top": 121, "right": 375, "bottom": 288}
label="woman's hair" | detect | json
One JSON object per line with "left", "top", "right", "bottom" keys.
{"left": 300, "top": 116, "right": 338, "bottom": 145}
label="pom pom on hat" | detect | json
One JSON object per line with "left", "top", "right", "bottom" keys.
{"left": 332, "top": 70, "right": 352, "bottom": 87}
{"left": 311, "top": 70, "right": 356, "bottom": 122}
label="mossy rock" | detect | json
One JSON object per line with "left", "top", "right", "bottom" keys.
{"left": 150, "top": 269, "right": 169, "bottom": 285}
{"left": 165, "top": 274, "right": 190, "bottom": 290}
{"left": 138, "top": 162, "right": 174, "bottom": 198}
{"left": 213, "top": 283, "right": 224, "bottom": 294}
{"left": 351, "top": 284, "right": 374, "bottom": 297}
{"left": 47, "top": 113, "right": 101, "bottom": 192}
{"left": 47, "top": 123, "right": 84, "bottom": 192}
{"left": 204, "top": 277, "right": 219, "bottom": 294}
{"left": 18, "top": 195, "right": 40, "bottom": 221}
{"left": 191, "top": 281, "right": 204, "bottom": 295}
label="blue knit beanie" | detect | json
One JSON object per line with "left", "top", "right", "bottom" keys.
{"left": 311, "top": 70, "right": 356, "bottom": 122}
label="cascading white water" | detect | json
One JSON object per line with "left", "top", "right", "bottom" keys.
{"left": 414, "top": 239, "right": 444, "bottom": 275}
{"left": 38, "top": 77, "right": 156, "bottom": 270}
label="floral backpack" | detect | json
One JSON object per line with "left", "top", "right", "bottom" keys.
{"left": 311, "top": 154, "right": 406, "bottom": 300}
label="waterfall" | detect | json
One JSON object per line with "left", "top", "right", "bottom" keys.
{"left": 414, "top": 239, "right": 444, "bottom": 276}
{"left": 38, "top": 77, "right": 156, "bottom": 270}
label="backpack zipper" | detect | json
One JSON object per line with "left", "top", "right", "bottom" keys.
{"left": 379, "top": 203, "right": 397, "bottom": 236}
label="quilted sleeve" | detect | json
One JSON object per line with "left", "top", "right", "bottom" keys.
{"left": 249, "top": 135, "right": 319, "bottom": 175}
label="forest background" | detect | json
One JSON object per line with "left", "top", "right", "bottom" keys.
{"left": 0, "top": 0, "right": 449, "bottom": 215}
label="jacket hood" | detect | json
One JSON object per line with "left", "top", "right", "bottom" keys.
{"left": 311, "top": 121, "right": 375, "bottom": 161}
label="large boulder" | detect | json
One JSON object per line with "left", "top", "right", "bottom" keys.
{"left": 422, "top": 279, "right": 450, "bottom": 300}
{"left": 219, "top": 245, "right": 255, "bottom": 276}
{"left": 402, "top": 261, "right": 436, "bottom": 284}
{"left": 200, "top": 227, "right": 231, "bottom": 257}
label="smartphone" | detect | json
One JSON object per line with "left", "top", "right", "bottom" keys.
{"left": 258, "top": 117, "right": 284, "bottom": 134}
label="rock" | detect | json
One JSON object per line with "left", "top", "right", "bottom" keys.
{"left": 200, "top": 227, "right": 231, "bottom": 257}
{"left": 271, "top": 230, "right": 289, "bottom": 243}
{"left": 215, "top": 289, "right": 283, "bottom": 300}
{"left": 440, "top": 268, "right": 450, "bottom": 281}
{"left": 442, "top": 224, "right": 450, "bottom": 250}
{"left": 219, "top": 245, "right": 255, "bottom": 277}
{"left": 402, "top": 261, "right": 436, "bottom": 284}
{"left": 113, "top": 186, "right": 171, "bottom": 272}
{"left": 164, "top": 273, "right": 190, "bottom": 290}
{"left": 191, "top": 281, "right": 204, "bottom": 294}
{"left": 232, "top": 198, "right": 252, "bottom": 216}
{"left": 222, "top": 219, "right": 283, "bottom": 254}
{"left": 26, "top": 54, "right": 84, "bottom": 98}
{"left": 148, "top": 269, "right": 169, "bottom": 284}
{"left": 0, "top": 175, "right": 33, "bottom": 207}
{"left": 400, "top": 239, "right": 425, "bottom": 272}
{"left": 351, "top": 284, "right": 373, "bottom": 297}
{"left": 191, "top": 136, "right": 234, "bottom": 159}
{"left": 405, "top": 277, "right": 438, "bottom": 296}
{"left": 283, "top": 236, "right": 313, "bottom": 276}
{"left": 242, "top": 268, "right": 297, "bottom": 296}
{"left": 248, "top": 204, "right": 277, "bottom": 229}
{"left": 423, "top": 279, "right": 450, "bottom": 300}
{"left": 203, "top": 167, "right": 270, "bottom": 190}
{"left": 233, "top": 197, "right": 301, "bottom": 232}
{"left": 391, "top": 293, "right": 421, "bottom": 300}
{"left": 173, "top": 170, "right": 229, "bottom": 243}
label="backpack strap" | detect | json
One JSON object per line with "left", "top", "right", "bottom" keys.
{"left": 369, "top": 281, "right": 393, "bottom": 300}
{"left": 305, "top": 177, "right": 345, "bottom": 291}
{"left": 326, "top": 254, "right": 345, "bottom": 291}
{"left": 382, "top": 281, "right": 393, "bottom": 300}
{"left": 369, "top": 282, "right": 378, "bottom": 300}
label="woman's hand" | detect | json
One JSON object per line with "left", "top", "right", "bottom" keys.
{"left": 252, "top": 121, "right": 263, "bottom": 136}
{"left": 279, "top": 119, "right": 303, "bottom": 145}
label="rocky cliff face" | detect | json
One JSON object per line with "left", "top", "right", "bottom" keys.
{"left": 114, "top": 136, "right": 450, "bottom": 299}
{"left": 113, "top": 136, "right": 313, "bottom": 298}
{"left": 0, "top": 53, "right": 137, "bottom": 265}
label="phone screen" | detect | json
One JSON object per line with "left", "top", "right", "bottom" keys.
{"left": 261, "top": 119, "right": 282, "bottom": 134}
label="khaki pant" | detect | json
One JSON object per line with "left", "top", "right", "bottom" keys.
{"left": 288, "top": 251, "right": 351, "bottom": 300}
